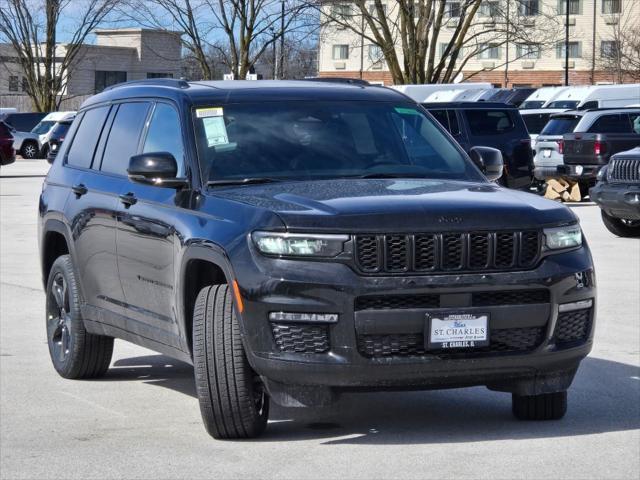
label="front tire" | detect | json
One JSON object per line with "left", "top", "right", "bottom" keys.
{"left": 20, "top": 141, "right": 39, "bottom": 159}
{"left": 46, "top": 255, "right": 114, "bottom": 379}
{"left": 512, "top": 391, "right": 567, "bottom": 420}
{"left": 192, "top": 284, "right": 269, "bottom": 439}
{"left": 601, "top": 210, "right": 640, "bottom": 238}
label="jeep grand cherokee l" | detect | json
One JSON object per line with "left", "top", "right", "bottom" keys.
{"left": 39, "top": 80, "right": 596, "bottom": 439}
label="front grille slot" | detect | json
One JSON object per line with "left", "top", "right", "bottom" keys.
{"left": 357, "top": 327, "right": 545, "bottom": 358}
{"left": 271, "top": 323, "right": 330, "bottom": 353}
{"left": 609, "top": 157, "right": 640, "bottom": 183}
{"left": 554, "top": 308, "right": 592, "bottom": 347}
{"left": 355, "top": 294, "right": 440, "bottom": 311}
{"left": 354, "top": 230, "right": 540, "bottom": 274}
{"left": 472, "top": 289, "right": 550, "bottom": 306}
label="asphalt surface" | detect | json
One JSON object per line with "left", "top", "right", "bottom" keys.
{"left": 1, "top": 159, "right": 639, "bottom": 480}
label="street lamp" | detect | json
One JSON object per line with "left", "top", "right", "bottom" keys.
{"left": 564, "top": 0, "right": 570, "bottom": 86}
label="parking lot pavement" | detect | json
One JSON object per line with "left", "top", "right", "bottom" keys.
{"left": 1, "top": 160, "right": 638, "bottom": 480}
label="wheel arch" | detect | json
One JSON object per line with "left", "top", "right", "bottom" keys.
{"left": 41, "top": 219, "right": 73, "bottom": 290}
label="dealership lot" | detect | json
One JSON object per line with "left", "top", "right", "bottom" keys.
{"left": 1, "top": 160, "right": 638, "bottom": 479}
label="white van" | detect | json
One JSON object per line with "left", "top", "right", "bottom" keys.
{"left": 544, "top": 84, "right": 640, "bottom": 110}
{"left": 11, "top": 111, "right": 75, "bottom": 159}
{"left": 391, "top": 83, "right": 493, "bottom": 102}
{"left": 519, "top": 87, "right": 568, "bottom": 109}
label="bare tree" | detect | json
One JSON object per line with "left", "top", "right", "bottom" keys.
{"left": 597, "top": 1, "right": 640, "bottom": 82}
{"left": 0, "top": 0, "right": 119, "bottom": 111}
{"left": 315, "top": 0, "right": 562, "bottom": 85}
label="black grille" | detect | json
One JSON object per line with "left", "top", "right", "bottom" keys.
{"left": 271, "top": 323, "right": 330, "bottom": 353}
{"left": 472, "top": 289, "right": 550, "bottom": 306}
{"left": 357, "top": 327, "right": 545, "bottom": 358}
{"left": 354, "top": 230, "right": 540, "bottom": 274}
{"left": 355, "top": 294, "right": 440, "bottom": 311}
{"left": 608, "top": 157, "right": 640, "bottom": 183}
{"left": 355, "top": 289, "right": 549, "bottom": 311}
{"left": 554, "top": 308, "right": 592, "bottom": 346}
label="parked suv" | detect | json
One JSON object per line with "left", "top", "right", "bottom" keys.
{"left": 590, "top": 147, "right": 640, "bottom": 237}
{"left": 423, "top": 102, "right": 534, "bottom": 190}
{"left": 39, "top": 80, "right": 596, "bottom": 439}
{"left": 0, "top": 121, "right": 16, "bottom": 166}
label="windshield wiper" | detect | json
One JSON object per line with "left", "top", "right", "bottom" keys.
{"left": 207, "top": 177, "right": 281, "bottom": 187}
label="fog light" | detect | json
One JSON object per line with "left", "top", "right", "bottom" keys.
{"left": 558, "top": 299, "right": 593, "bottom": 313}
{"left": 268, "top": 312, "right": 339, "bottom": 323}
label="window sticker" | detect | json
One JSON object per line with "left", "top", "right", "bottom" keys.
{"left": 196, "top": 107, "right": 224, "bottom": 118}
{"left": 394, "top": 107, "right": 420, "bottom": 115}
{"left": 203, "top": 116, "right": 229, "bottom": 147}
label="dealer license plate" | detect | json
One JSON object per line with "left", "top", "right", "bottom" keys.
{"left": 426, "top": 312, "right": 489, "bottom": 350}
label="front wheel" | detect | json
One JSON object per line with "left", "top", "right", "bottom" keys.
{"left": 20, "top": 141, "right": 39, "bottom": 159}
{"left": 600, "top": 210, "right": 640, "bottom": 238}
{"left": 46, "top": 255, "right": 114, "bottom": 379}
{"left": 192, "top": 284, "right": 269, "bottom": 439}
{"left": 512, "top": 391, "right": 567, "bottom": 420}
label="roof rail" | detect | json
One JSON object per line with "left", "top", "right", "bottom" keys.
{"left": 104, "top": 78, "right": 190, "bottom": 92}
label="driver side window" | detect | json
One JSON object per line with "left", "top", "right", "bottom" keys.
{"left": 143, "top": 103, "right": 185, "bottom": 176}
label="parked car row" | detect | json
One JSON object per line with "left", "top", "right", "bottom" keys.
{"left": 0, "top": 111, "right": 75, "bottom": 159}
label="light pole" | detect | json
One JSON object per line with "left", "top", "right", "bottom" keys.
{"left": 279, "top": 0, "right": 285, "bottom": 79}
{"left": 564, "top": 0, "right": 570, "bottom": 86}
{"left": 270, "top": 27, "right": 277, "bottom": 80}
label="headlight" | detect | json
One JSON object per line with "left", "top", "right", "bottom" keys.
{"left": 252, "top": 231, "right": 348, "bottom": 257}
{"left": 596, "top": 165, "right": 607, "bottom": 182}
{"left": 543, "top": 225, "right": 582, "bottom": 250}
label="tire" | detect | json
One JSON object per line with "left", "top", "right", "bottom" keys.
{"left": 192, "top": 284, "right": 269, "bottom": 439}
{"left": 512, "top": 391, "right": 567, "bottom": 420}
{"left": 20, "top": 141, "right": 39, "bottom": 159}
{"left": 601, "top": 210, "right": 640, "bottom": 238}
{"left": 45, "top": 255, "right": 114, "bottom": 379}
{"left": 40, "top": 144, "right": 49, "bottom": 159}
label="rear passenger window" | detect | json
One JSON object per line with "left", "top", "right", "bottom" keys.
{"left": 588, "top": 114, "right": 632, "bottom": 134}
{"left": 428, "top": 109, "right": 460, "bottom": 136}
{"left": 66, "top": 107, "right": 110, "bottom": 169}
{"left": 429, "top": 110, "right": 450, "bottom": 131}
{"left": 101, "top": 102, "right": 150, "bottom": 175}
{"left": 143, "top": 103, "right": 185, "bottom": 175}
{"left": 465, "top": 110, "right": 514, "bottom": 135}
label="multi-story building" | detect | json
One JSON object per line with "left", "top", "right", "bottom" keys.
{"left": 318, "top": 0, "right": 640, "bottom": 86}
{"left": 0, "top": 28, "right": 182, "bottom": 97}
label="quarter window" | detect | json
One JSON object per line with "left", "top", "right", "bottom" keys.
{"left": 143, "top": 103, "right": 185, "bottom": 176}
{"left": 66, "top": 106, "right": 111, "bottom": 169}
{"left": 100, "top": 102, "right": 151, "bottom": 175}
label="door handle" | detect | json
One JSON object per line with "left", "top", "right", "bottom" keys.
{"left": 71, "top": 183, "right": 88, "bottom": 197}
{"left": 119, "top": 192, "right": 137, "bottom": 208}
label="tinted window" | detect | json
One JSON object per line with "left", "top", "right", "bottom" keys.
{"left": 427, "top": 109, "right": 460, "bottom": 135}
{"left": 630, "top": 113, "right": 640, "bottom": 134}
{"left": 448, "top": 110, "right": 460, "bottom": 135}
{"left": 520, "top": 100, "right": 545, "bottom": 109}
{"left": 522, "top": 113, "right": 551, "bottom": 134}
{"left": 50, "top": 122, "right": 71, "bottom": 140}
{"left": 143, "top": 103, "right": 185, "bottom": 175}
{"left": 546, "top": 100, "right": 579, "bottom": 109}
{"left": 101, "top": 102, "right": 151, "bottom": 175}
{"left": 66, "top": 107, "right": 110, "bottom": 169}
{"left": 192, "top": 102, "right": 481, "bottom": 183}
{"left": 0, "top": 121, "right": 11, "bottom": 137}
{"left": 580, "top": 101, "right": 598, "bottom": 110}
{"left": 429, "top": 110, "right": 450, "bottom": 131}
{"left": 540, "top": 116, "right": 580, "bottom": 135}
{"left": 31, "top": 121, "right": 55, "bottom": 135}
{"left": 465, "top": 110, "right": 515, "bottom": 135}
{"left": 4, "top": 113, "right": 46, "bottom": 131}
{"left": 588, "top": 114, "right": 631, "bottom": 134}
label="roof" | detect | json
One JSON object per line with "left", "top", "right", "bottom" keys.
{"left": 80, "top": 79, "right": 410, "bottom": 110}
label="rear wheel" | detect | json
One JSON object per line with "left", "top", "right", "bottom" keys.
{"left": 46, "top": 255, "right": 114, "bottom": 379}
{"left": 20, "top": 141, "right": 39, "bottom": 159}
{"left": 512, "top": 391, "right": 567, "bottom": 420}
{"left": 192, "top": 284, "right": 269, "bottom": 439}
{"left": 601, "top": 210, "right": 640, "bottom": 238}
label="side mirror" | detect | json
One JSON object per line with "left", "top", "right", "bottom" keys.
{"left": 127, "top": 152, "right": 188, "bottom": 188}
{"left": 469, "top": 146, "right": 504, "bottom": 182}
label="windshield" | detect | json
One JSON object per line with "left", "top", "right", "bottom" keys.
{"left": 520, "top": 100, "right": 545, "bottom": 109}
{"left": 546, "top": 100, "right": 579, "bottom": 109}
{"left": 192, "top": 102, "right": 482, "bottom": 184}
{"left": 540, "top": 116, "right": 580, "bottom": 136}
{"left": 31, "top": 121, "right": 55, "bottom": 134}
{"left": 522, "top": 113, "right": 552, "bottom": 134}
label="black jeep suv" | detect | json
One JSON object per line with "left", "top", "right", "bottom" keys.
{"left": 39, "top": 80, "right": 596, "bottom": 439}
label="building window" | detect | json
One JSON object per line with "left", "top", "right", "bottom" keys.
{"left": 368, "top": 45, "right": 384, "bottom": 62}
{"left": 558, "top": 0, "right": 580, "bottom": 15}
{"left": 8, "top": 76, "right": 19, "bottom": 92}
{"left": 602, "top": 0, "right": 620, "bottom": 14}
{"left": 446, "top": 1, "right": 461, "bottom": 17}
{"left": 94, "top": 70, "right": 127, "bottom": 93}
{"left": 146, "top": 72, "right": 174, "bottom": 79}
{"left": 331, "top": 3, "right": 352, "bottom": 19}
{"left": 600, "top": 40, "right": 619, "bottom": 57}
{"left": 367, "top": 3, "right": 387, "bottom": 19}
{"left": 332, "top": 44, "right": 349, "bottom": 60}
{"left": 478, "top": 44, "right": 501, "bottom": 59}
{"left": 21, "top": 77, "right": 28, "bottom": 92}
{"left": 479, "top": 1, "right": 499, "bottom": 17}
{"left": 556, "top": 41, "right": 581, "bottom": 58}
{"left": 516, "top": 43, "right": 541, "bottom": 59}
{"left": 519, "top": 0, "right": 539, "bottom": 15}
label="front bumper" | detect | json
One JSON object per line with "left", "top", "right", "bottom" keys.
{"left": 236, "top": 245, "right": 596, "bottom": 398}
{"left": 557, "top": 164, "right": 601, "bottom": 182}
{"left": 590, "top": 182, "right": 640, "bottom": 220}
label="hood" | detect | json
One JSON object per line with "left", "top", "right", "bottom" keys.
{"left": 212, "top": 179, "right": 576, "bottom": 232}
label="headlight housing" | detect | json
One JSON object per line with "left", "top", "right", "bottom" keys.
{"left": 543, "top": 224, "right": 582, "bottom": 250}
{"left": 252, "top": 231, "right": 348, "bottom": 257}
